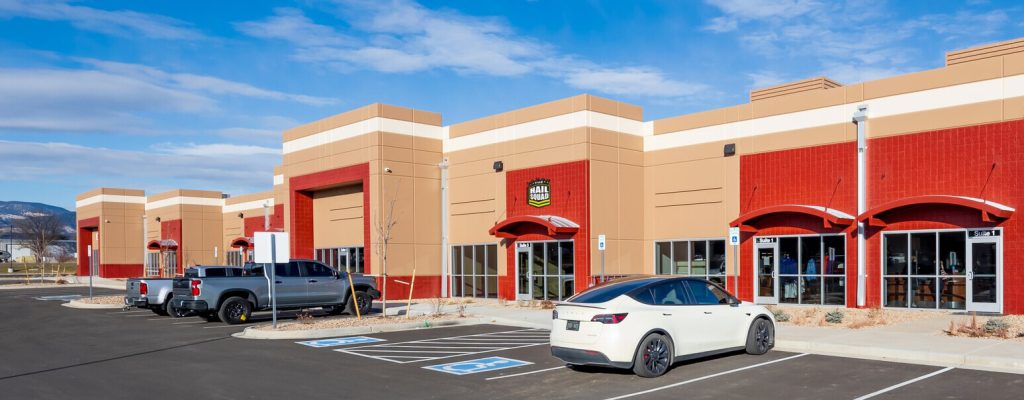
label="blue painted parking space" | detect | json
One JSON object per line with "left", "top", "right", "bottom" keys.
{"left": 296, "top": 336, "right": 386, "bottom": 348}
{"left": 423, "top": 356, "right": 532, "bottom": 376}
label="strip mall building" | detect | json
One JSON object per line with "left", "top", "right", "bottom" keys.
{"left": 78, "top": 38, "right": 1024, "bottom": 314}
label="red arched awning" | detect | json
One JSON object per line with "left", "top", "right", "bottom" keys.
{"left": 858, "top": 195, "right": 1015, "bottom": 227}
{"left": 488, "top": 215, "right": 580, "bottom": 239}
{"left": 730, "top": 205, "right": 855, "bottom": 232}
{"left": 146, "top": 239, "right": 179, "bottom": 251}
{"left": 230, "top": 237, "right": 254, "bottom": 249}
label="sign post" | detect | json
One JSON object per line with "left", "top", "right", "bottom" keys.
{"left": 255, "top": 232, "right": 289, "bottom": 329}
{"left": 598, "top": 234, "right": 606, "bottom": 284}
{"left": 87, "top": 245, "right": 93, "bottom": 300}
{"left": 729, "top": 227, "right": 740, "bottom": 296}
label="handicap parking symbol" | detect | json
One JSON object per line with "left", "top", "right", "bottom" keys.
{"left": 296, "top": 336, "right": 385, "bottom": 348}
{"left": 423, "top": 357, "right": 532, "bottom": 376}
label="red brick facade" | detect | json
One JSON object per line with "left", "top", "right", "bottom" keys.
{"left": 737, "top": 119, "right": 1022, "bottom": 313}
{"left": 498, "top": 160, "right": 590, "bottom": 300}
{"left": 289, "top": 163, "right": 371, "bottom": 271}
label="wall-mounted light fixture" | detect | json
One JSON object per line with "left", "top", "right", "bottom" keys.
{"left": 384, "top": 167, "right": 393, "bottom": 173}
{"left": 155, "top": 216, "right": 161, "bottom": 222}
{"left": 493, "top": 160, "right": 503, "bottom": 172}
{"left": 724, "top": 143, "right": 736, "bottom": 157}
{"left": 238, "top": 213, "right": 244, "bottom": 219}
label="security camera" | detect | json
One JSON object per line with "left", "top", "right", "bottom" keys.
{"left": 384, "top": 167, "right": 393, "bottom": 173}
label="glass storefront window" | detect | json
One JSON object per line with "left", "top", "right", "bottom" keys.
{"left": 884, "top": 231, "right": 966, "bottom": 310}
{"left": 654, "top": 239, "right": 728, "bottom": 284}
{"left": 314, "top": 246, "right": 365, "bottom": 273}
{"left": 450, "top": 244, "right": 498, "bottom": 299}
{"left": 771, "top": 234, "right": 845, "bottom": 306}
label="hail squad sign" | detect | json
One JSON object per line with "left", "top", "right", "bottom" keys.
{"left": 527, "top": 178, "right": 551, "bottom": 208}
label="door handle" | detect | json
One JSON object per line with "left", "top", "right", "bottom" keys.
{"left": 662, "top": 313, "right": 672, "bottom": 316}
{"left": 308, "top": 280, "right": 318, "bottom": 283}
{"left": 275, "top": 280, "right": 282, "bottom": 284}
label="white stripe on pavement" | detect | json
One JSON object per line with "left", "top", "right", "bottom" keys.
{"left": 172, "top": 321, "right": 205, "bottom": 325}
{"left": 853, "top": 367, "right": 954, "bottom": 400}
{"left": 486, "top": 366, "right": 566, "bottom": 380}
{"left": 604, "top": 353, "right": 810, "bottom": 400}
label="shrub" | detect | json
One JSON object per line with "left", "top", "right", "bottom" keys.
{"left": 825, "top": 309, "right": 844, "bottom": 324}
{"left": 296, "top": 310, "right": 315, "bottom": 325}
{"left": 540, "top": 300, "right": 555, "bottom": 309}
{"left": 984, "top": 318, "right": 1011, "bottom": 337}
{"left": 771, "top": 308, "right": 791, "bottom": 322}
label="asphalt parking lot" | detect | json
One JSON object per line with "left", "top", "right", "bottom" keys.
{"left": 1, "top": 286, "right": 1022, "bottom": 400}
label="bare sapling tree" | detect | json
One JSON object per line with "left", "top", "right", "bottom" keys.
{"left": 13, "top": 214, "right": 65, "bottom": 277}
{"left": 375, "top": 179, "right": 401, "bottom": 318}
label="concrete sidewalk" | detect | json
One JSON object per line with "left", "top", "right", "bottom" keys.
{"left": 444, "top": 300, "right": 1024, "bottom": 374}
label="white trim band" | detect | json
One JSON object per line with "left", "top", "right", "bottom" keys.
{"left": 75, "top": 195, "right": 146, "bottom": 208}
{"left": 445, "top": 110, "right": 644, "bottom": 153}
{"left": 223, "top": 199, "right": 275, "bottom": 213}
{"left": 145, "top": 196, "right": 225, "bottom": 210}
{"left": 646, "top": 74, "right": 1024, "bottom": 152}
{"left": 273, "top": 174, "right": 284, "bottom": 186}
{"left": 283, "top": 117, "right": 443, "bottom": 154}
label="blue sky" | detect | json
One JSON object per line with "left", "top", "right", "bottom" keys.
{"left": 1, "top": 0, "right": 1021, "bottom": 210}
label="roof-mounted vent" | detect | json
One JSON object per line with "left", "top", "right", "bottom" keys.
{"left": 749, "top": 77, "right": 842, "bottom": 102}
{"left": 946, "top": 37, "right": 1024, "bottom": 66}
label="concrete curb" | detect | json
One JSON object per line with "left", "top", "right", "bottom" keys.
{"left": 233, "top": 317, "right": 494, "bottom": 340}
{"left": 775, "top": 340, "right": 1024, "bottom": 374}
{"left": 232, "top": 314, "right": 550, "bottom": 340}
{"left": 62, "top": 300, "right": 124, "bottom": 309}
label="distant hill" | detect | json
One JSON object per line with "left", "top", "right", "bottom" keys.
{"left": 0, "top": 201, "right": 76, "bottom": 238}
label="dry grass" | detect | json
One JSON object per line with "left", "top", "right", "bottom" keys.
{"left": 945, "top": 314, "right": 1024, "bottom": 340}
{"left": 768, "top": 305, "right": 933, "bottom": 329}
{"left": 77, "top": 295, "right": 124, "bottom": 305}
{"left": 257, "top": 313, "right": 466, "bottom": 331}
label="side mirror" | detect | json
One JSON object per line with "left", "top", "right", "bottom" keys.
{"left": 728, "top": 297, "right": 741, "bottom": 307}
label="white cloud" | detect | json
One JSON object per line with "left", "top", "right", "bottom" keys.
{"left": 78, "top": 59, "right": 337, "bottom": 106}
{"left": 0, "top": 67, "right": 213, "bottom": 132}
{"left": 0, "top": 60, "right": 336, "bottom": 133}
{"left": 152, "top": 142, "right": 280, "bottom": 157}
{"left": 0, "top": 140, "right": 279, "bottom": 195}
{"left": 0, "top": 0, "right": 204, "bottom": 40}
{"left": 235, "top": 1, "right": 704, "bottom": 98}
{"left": 746, "top": 71, "right": 789, "bottom": 89}
{"left": 706, "top": 0, "right": 1020, "bottom": 87}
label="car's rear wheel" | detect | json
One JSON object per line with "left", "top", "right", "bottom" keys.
{"left": 745, "top": 318, "right": 774, "bottom": 355}
{"left": 217, "top": 297, "right": 252, "bottom": 325}
{"left": 632, "top": 333, "right": 673, "bottom": 378}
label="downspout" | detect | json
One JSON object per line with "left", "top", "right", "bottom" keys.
{"left": 142, "top": 215, "right": 147, "bottom": 276}
{"left": 439, "top": 158, "right": 450, "bottom": 297}
{"left": 853, "top": 104, "right": 868, "bottom": 308}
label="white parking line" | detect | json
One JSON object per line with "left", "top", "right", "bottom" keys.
{"left": 603, "top": 353, "right": 809, "bottom": 400}
{"left": 108, "top": 310, "right": 148, "bottom": 314}
{"left": 336, "top": 328, "right": 550, "bottom": 364}
{"left": 853, "top": 367, "right": 954, "bottom": 400}
{"left": 485, "top": 366, "right": 565, "bottom": 380}
{"left": 172, "top": 321, "right": 205, "bottom": 325}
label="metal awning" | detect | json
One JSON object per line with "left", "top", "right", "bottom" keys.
{"left": 730, "top": 205, "right": 855, "bottom": 232}
{"left": 858, "top": 195, "right": 1014, "bottom": 227}
{"left": 488, "top": 215, "right": 580, "bottom": 239}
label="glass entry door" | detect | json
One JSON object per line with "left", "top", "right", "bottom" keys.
{"left": 967, "top": 232, "right": 1001, "bottom": 313}
{"left": 515, "top": 241, "right": 575, "bottom": 301}
{"left": 515, "top": 244, "right": 531, "bottom": 300}
{"left": 754, "top": 240, "right": 779, "bottom": 304}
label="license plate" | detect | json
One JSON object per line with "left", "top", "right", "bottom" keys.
{"left": 566, "top": 320, "right": 579, "bottom": 331}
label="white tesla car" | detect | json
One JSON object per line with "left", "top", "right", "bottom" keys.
{"left": 550, "top": 276, "right": 775, "bottom": 377}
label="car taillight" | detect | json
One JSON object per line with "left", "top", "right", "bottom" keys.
{"left": 552, "top": 310, "right": 558, "bottom": 320}
{"left": 139, "top": 282, "right": 148, "bottom": 296}
{"left": 190, "top": 279, "right": 201, "bottom": 296}
{"left": 591, "top": 313, "right": 628, "bottom": 324}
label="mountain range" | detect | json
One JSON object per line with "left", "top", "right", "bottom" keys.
{"left": 0, "top": 201, "right": 76, "bottom": 238}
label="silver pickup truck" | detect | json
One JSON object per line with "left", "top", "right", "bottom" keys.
{"left": 170, "top": 259, "right": 381, "bottom": 324}
{"left": 125, "top": 266, "right": 243, "bottom": 317}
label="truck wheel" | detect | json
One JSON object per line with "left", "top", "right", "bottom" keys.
{"left": 344, "top": 291, "right": 372, "bottom": 316}
{"left": 165, "top": 298, "right": 187, "bottom": 318}
{"left": 218, "top": 296, "right": 253, "bottom": 325}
